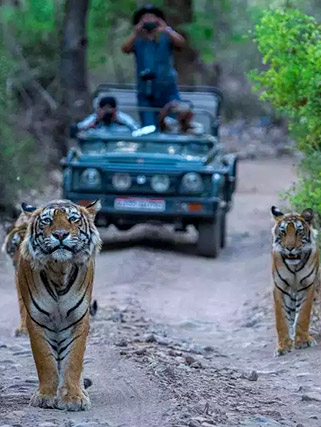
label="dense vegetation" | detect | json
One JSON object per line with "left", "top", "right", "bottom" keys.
{"left": 250, "top": 8, "right": 321, "bottom": 216}
{"left": 0, "top": 0, "right": 320, "bottom": 215}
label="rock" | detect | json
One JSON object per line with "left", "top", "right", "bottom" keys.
{"left": 144, "top": 334, "right": 157, "bottom": 343}
{"left": 185, "top": 355, "right": 197, "bottom": 365}
{"left": 74, "top": 423, "right": 102, "bottom": 427}
{"left": 187, "top": 344, "right": 204, "bottom": 354}
{"left": 39, "top": 423, "right": 57, "bottom": 427}
{"left": 0, "top": 342, "right": 7, "bottom": 349}
{"left": 189, "top": 421, "right": 201, "bottom": 427}
{"left": 112, "top": 311, "right": 124, "bottom": 323}
{"left": 203, "top": 346, "right": 214, "bottom": 352}
{"left": 12, "top": 350, "right": 32, "bottom": 356}
{"left": 302, "top": 392, "right": 321, "bottom": 402}
{"left": 240, "top": 416, "right": 281, "bottom": 426}
{"left": 191, "top": 361, "right": 203, "bottom": 369}
{"left": 155, "top": 335, "right": 170, "bottom": 346}
{"left": 168, "top": 349, "right": 182, "bottom": 357}
{"left": 247, "top": 370, "right": 258, "bottom": 381}
{"left": 309, "top": 415, "right": 318, "bottom": 420}
{"left": 11, "top": 410, "right": 26, "bottom": 417}
{"left": 134, "top": 348, "right": 147, "bottom": 356}
{"left": 144, "top": 333, "right": 170, "bottom": 345}
{"left": 115, "top": 338, "right": 128, "bottom": 347}
{"left": 8, "top": 344, "right": 25, "bottom": 352}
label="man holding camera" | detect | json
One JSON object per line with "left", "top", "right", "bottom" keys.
{"left": 122, "top": 4, "right": 185, "bottom": 126}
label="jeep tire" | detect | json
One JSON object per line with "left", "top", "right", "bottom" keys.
{"left": 197, "top": 216, "right": 221, "bottom": 258}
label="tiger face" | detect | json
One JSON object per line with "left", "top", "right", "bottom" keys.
{"left": 21, "top": 200, "right": 101, "bottom": 266}
{"left": 271, "top": 206, "right": 315, "bottom": 265}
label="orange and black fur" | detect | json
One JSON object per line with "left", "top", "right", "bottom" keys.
{"left": 17, "top": 199, "right": 101, "bottom": 410}
{"left": 2, "top": 209, "right": 31, "bottom": 335}
{"left": 271, "top": 206, "right": 319, "bottom": 356}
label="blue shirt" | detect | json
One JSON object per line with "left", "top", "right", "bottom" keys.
{"left": 133, "top": 33, "right": 178, "bottom": 97}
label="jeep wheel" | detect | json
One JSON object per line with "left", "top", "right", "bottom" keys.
{"left": 197, "top": 217, "right": 221, "bottom": 258}
{"left": 220, "top": 213, "right": 227, "bottom": 248}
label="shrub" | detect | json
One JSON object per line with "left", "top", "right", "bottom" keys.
{"left": 0, "top": 41, "right": 41, "bottom": 211}
{"left": 250, "top": 8, "right": 321, "bottom": 216}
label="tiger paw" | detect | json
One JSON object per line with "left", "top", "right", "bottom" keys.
{"left": 295, "top": 335, "right": 317, "bottom": 349}
{"left": 55, "top": 388, "right": 91, "bottom": 411}
{"left": 275, "top": 340, "right": 293, "bottom": 357}
{"left": 14, "top": 327, "right": 28, "bottom": 337}
{"left": 30, "top": 391, "right": 56, "bottom": 409}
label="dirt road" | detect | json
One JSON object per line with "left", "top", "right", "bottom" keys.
{"left": 1, "top": 158, "right": 321, "bottom": 427}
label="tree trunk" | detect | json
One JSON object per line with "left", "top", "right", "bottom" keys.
{"left": 60, "top": 0, "right": 90, "bottom": 123}
{"left": 164, "top": 0, "right": 199, "bottom": 85}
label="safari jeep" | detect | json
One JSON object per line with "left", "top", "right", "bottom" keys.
{"left": 62, "top": 85, "right": 237, "bottom": 257}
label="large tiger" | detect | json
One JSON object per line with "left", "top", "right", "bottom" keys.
{"left": 271, "top": 206, "right": 319, "bottom": 356}
{"left": 17, "top": 199, "right": 101, "bottom": 411}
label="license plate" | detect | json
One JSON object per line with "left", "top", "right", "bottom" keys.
{"left": 114, "top": 197, "right": 165, "bottom": 212}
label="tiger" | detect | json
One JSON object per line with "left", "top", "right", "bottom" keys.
{"left": 271, "top": 206, "right": 319, "bottom": 356}
{"left": 2, "top": 208, "right": 31, "bottom": 335}
{"left": 17, "top": 199, "right": 101, "bottom": 411}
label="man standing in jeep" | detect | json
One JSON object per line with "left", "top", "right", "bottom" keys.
{"left": 122, "top": 4, "right": 185, "bottom": 127}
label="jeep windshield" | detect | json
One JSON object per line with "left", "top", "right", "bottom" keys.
{"left": 78, "top": 133, "right": 216, "bottom": 158}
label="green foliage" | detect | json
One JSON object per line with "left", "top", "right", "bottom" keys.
{"left": 284, "top": 152, "right": 321, "bottom": 218}
{"left": 250, "top": 8, "right": 321, "bottom": 215}
{"left": 87, "top": 0, "right": 136, "bottom": 69}
{"left": 0, "top": 41, "right": 41, "bottom": 208}
{"left": 250, "top": 9, "right": 321, "bottom": 152}
{"left": 0, "top": 1, "right": 63, "bottom": 85}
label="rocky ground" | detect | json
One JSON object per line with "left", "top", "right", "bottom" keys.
{"left": 1, "top": 158, "right": 321, "bottom": 427}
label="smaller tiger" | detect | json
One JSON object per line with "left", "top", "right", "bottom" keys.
{"left": 271, "top": 206, "right": 319, "bottom": 356}
{"left": 2, "top": 207, "right": 32, "bottom": 336}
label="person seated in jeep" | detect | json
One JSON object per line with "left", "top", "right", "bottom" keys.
{"left": 76, "top": 96, "right": 139, "bottom": 133}
{"left": 159, "top": 101, "right": 204, "bottom": 136}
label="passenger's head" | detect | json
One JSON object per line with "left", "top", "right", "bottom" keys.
{"left": 172, "top": 102, "right": 194, "bottom": 131}
{"left": 133, "top": 4, "right": 165, "bottom": 26}
{"left": 98, "top": 96, "right": 117, "bottom": 125}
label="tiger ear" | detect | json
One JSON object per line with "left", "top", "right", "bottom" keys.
{"left": 85, "top": 200, "right": 101, "bottom": 219}
{"left": 21, "top": 202, "right": 37, "bottom": 216}
{"left": 301, "top": 208, "right": 313, "bottom": 224}
{"left": 271, "top": 206, "right": 284, "bottom": 220}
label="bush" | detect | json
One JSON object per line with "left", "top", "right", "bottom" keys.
{"left": 250, "top": 8, "right": 321, "bottom": 215}
{"left": 0, "top": 41, "right": 41, "bottom": 211}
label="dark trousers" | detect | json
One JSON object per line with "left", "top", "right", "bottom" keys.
{"left": 137, "top": 85, "right": 180, "bottom": 127}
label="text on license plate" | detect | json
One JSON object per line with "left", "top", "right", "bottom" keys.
{"left": 114, "top": 197, "right": 165, "bottom": 212}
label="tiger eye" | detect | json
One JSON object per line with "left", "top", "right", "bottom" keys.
{"left": 40, "top": 217, "right": 52, "bottom": 225}
{"left": 69, "top": 216, "right": 80, "bottom": 223}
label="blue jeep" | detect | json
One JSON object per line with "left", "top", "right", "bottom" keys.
{"left": 62, "top": 85, "right": 237, "bottom": 257}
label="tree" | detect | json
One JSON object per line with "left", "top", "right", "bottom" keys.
{"left": 60, "top": 0, "right": 90, "bottom": 124}
{"left": 164, "top": 0, "right": 199, "bottom": 85}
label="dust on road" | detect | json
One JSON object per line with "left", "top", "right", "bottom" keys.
{"left": 1, "top": 158, "right": 321, "bottom": 427}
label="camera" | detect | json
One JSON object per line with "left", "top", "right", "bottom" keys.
{"left": 139, "top": 69, "right": 155, "bottom": 81}
{"left": 143, "top": 22, "right": 158, "bottom": 32}
{"left": 139, "top": 69, "right": 155, "bottom": 98}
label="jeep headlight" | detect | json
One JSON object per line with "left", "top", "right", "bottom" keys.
{"left": 112, "top": 173, "right": 132, "bottom": 191}
{"left": 151, "top": 174, "right": 170, "bottom": 193}
{"left": 181, "top": 172, "right": 204, "bottom": 193}
{"left": 80, "top": 168, "right": 101, "bottom": 188}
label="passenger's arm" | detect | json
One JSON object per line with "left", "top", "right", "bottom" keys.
{"left": 157, "top": 19, "right": 185, "bottom": 49}
{"left": 77, "top": 113, "right": 98, "bottom": 130}
{"left": 122, "top": 22, "right": 144, "bottom": 54}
